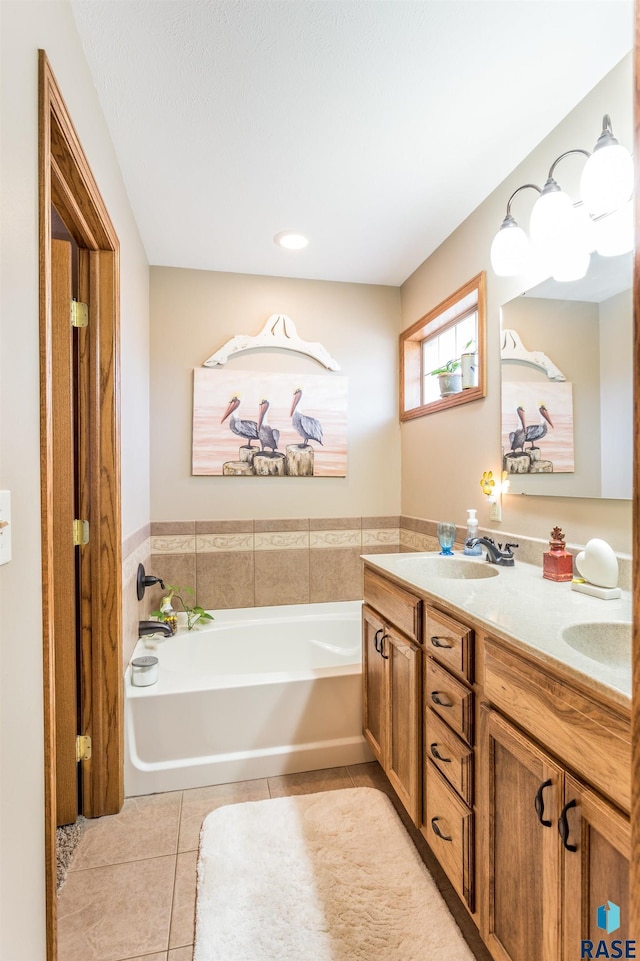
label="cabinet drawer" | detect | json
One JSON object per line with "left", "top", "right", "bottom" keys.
{"left": 424, "top": 607, "right": 473, "bottom": 681}
{"left": 425, "top": 657, "right": 473, "bottom": 746}
{"left": 425, "top": 708, "right": 473, "bottom": 806}
{"left": 422, "top": 760, "right": 474, "bottom": 910}
{"left": 364, "top": 569, "right": 422, "bottom": 643}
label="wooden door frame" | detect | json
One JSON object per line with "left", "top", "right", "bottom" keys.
{"left": 39, "top": 50, "right": 123, "bottom": 961}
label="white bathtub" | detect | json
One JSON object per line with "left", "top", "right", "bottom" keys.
{"left": 124, "top": 600, "right": 372, "bottom": 796}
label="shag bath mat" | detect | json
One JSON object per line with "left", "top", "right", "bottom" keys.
{"left": 194, "top": 787, "right": 475, "bottom": 960}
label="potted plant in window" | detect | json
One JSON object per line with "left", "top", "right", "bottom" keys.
{"left": 429, "top": 357, "right": 462, "bottom": 397}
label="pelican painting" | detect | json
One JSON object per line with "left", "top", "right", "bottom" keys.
{"left": 220, "top": 396, "right": 259, "bottom": 447}
{"left": 192, "top": 369, "right": 347, "bottom": 476}
{"left": 501, "top": 380, "right": 574, "bottom": 474}
{"left": 291, "top": 388, "right": 324, "bottom": 448}
{"left": 524, "top": 403, "right": 554, "bottom": 450}
{"left": 257, "top": 399, "right": 280, "bottom": 453}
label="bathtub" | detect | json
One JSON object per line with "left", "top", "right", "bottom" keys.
{"left": 124, "top": 600, "right": 373, "bottom": 796}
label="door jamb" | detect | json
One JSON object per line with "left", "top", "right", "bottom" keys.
{"left": 39, "top": 50, "right": 123, "bottom": 961}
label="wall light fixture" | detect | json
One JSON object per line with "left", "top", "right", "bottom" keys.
{"left": 490, "top": 115, "right": 633, "bottom": 282}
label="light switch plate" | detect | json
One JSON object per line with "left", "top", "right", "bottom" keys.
{"left": 0, "top": 490, "right": 12, "bottom": 565}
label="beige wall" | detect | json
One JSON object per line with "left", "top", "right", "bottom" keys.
{"left": 600, "top": 289, "right": 633, "bottom": 498}
{"left": 400, "top": 53, "right": 632, "bottom": 554}
{"left": 0, "top": 3, "right": 150, "bottom": 957}
{"left": 150, "top": 267, "right": 401, "bottom": 520}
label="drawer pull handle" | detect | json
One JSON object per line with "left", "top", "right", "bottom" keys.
{"left": 430, "top": 743, "right": 451, "bottom": 763}
{"left": 431, "top": 636, "right": 453, "bottom": 649}
{"left": 534, "top": 779, "right": 553, "bottom": 827}
{"left": 373, "top": 628, "right": 383, "bottom": 653}
{"left": 558, "top": 799, "right": 578, "bottom": 852}
{"left": 380, "top": 634, "right": 390, "bottom": 660}
{"left": 431, "top": 817, "right": 452, "bottom": 841}
{"left": 431, "top": 691, "right": 452, "bottom": 707}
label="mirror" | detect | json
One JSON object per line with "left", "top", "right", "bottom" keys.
{"left": 500, "top": 251, "right": 632, "bottom": 499}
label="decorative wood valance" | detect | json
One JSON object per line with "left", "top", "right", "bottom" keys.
{"left": 203, "top": 314, "right": 341, "bottom": 371}
{"left": 500, "top": 328, "right": 566, "bottom": 381}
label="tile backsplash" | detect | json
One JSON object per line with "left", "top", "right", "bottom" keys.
{"left": 122, "top": 514, "right": 632, "bottom": 628}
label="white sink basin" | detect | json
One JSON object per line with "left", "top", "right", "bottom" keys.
{"left": 395, "top": 557, "right": 500, "bottom": 580}
{"left": 561, "top": 622, "right": 631, "bottom": 670}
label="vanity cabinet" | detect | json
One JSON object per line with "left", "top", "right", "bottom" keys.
{"left": 480, "top": 707, "right": 630, "bottom": 961}
{"left": 362, "top": 571, "right": 422, "bottom": 824}
{"left": 361, "top": 562, "right": 631, "bottom": 961}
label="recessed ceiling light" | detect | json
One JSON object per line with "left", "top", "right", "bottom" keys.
{"left": 273, "top": 231, "right": 308, "bottom": 250}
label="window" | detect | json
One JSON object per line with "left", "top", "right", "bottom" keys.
{"left": 400, "top": 272, "right": 486, "bottom": 420}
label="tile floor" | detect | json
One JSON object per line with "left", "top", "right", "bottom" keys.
{"left": 57, "top": 762, "right": 492, "bottom": 961}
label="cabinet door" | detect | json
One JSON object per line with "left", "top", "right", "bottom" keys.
{"left": 480, "top": 708, "right": 563, "bottom": 961}
{"left": 362, "top": 605, "right": 386, "bottom": 764}
{"left": 562, "top": 774, "right": 630, "bottom": 958}
{"left": 385, "top": 627, "right": 422, "bottom": 825}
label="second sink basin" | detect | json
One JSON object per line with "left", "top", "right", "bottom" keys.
{"left": 396, "top": 557, "right": 500, "bottom": 580}
{"left": 561, "top": 622, "right": 631, "bottom": 670}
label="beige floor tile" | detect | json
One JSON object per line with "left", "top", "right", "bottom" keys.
{"left": 124, "top": 954, "right": 167, "bottom": 961}
{"left": 71, "top": 792, "right": 182, "bottom": 870}
{"left": 169, "top": 851, "right": 198, "bottom": 949}
{"left": 168, "top": 948, "right": 193, "bottom": 961}
{"left": 179, "top": 778, "right": 269, "bottom": 852}
{"left": 57, "top": 856, "right": 176, "bottom": 961}
{"left": 267, "top": 765, "right": 354, "bottom": 798}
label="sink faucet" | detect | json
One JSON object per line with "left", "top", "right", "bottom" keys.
{"left": 465, "top": 537, "right": 518, "bottom": 567}
{"left": 138, "top": 619, "right": 173, "bottom": 638}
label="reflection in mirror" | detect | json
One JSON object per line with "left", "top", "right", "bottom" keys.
{"left": 500, "top": 251, "right": 632, "bottom": 499}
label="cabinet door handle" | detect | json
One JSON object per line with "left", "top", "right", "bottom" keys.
{"left": 431, "top": 817, "right": 452, "bottom": 841}
{"left": 430, "top": 691, "right": 452, "bottom": 707}
{"left": 558, "top": 799, "right": 578, "bottom": 851}
{"left": 430, "top": 743, "right": 451, "bottom": 763}
{"left": 380, "top": 634, "right": 390, "bottom": 659}
{"left": 534, "top": 779, "right": 553, "bottom": 827}
{"left": 373, "top": 628, "right": 383, "bottom": 653}
{"left": 430, "top": 635, "right": 453, "bottom": 649}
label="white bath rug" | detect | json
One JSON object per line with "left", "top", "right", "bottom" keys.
{"left": 194, "top": 786, "right": 475, "bottom": 960}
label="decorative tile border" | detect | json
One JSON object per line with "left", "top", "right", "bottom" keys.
{"left": 150, "top": 535, "right": 196, "bottom": 555}
{"left": 310, "top": 529, "right": 362, "bottom": 549}
{"left": 195, "top": 533, "right": 254, "bottom": 553}
{"left": 362, "top": 528, "right": 401, "bottom": 548}
{"left": 254, "top": 531, "right": 310, "bottom": 551}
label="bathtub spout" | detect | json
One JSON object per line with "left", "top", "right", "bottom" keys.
{"left": 138, "top": 620, "right": 173, "bottom": 638}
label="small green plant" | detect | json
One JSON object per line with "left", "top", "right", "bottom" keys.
{"left": 151, "top": 584, "right": 214, "bottom": 631}
{"left": 428, "top": 357, "right": 461, "bottom": 376}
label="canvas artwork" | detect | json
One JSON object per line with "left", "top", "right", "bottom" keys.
{"left": 193, "top": 369, "right": 348, "bottom": 477}
{"left": 502, "top": 381, "right": 574, "bottom": 474}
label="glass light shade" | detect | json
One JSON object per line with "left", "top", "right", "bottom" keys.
{"left": 593, "top": 200, "right": 634, "bottom": 257}
{"left": 530, "top": 188, "right": 579, "bottom": 248}
{"left": 273, "top": 231, "right": 309, "bottom": 249}
{"left": 490, "top": 221, "right": 530, "bottom": 276}
{"left": 580, "top": 144, "right": 633, "bottom": 218}
{"left": 550, "top": 247, "right": 590, "bottom": 282}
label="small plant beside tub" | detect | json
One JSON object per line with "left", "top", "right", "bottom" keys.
{"left": 151, "top": 584, "right": 214, "bottom": 632}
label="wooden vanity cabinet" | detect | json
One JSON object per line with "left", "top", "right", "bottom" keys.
{"left": 362, "top": 571, "right": 422, "bottom": 825}
{"left": 480, "top": 678, "right": 631, "bottom": 961}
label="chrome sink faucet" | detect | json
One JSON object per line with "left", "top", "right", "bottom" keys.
{"left": 465, "top": 537, "right": 519, "bottom": 566}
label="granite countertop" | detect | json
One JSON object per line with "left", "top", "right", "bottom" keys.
{"left": 361, "top": 551, "right": 632, "bottom": 709}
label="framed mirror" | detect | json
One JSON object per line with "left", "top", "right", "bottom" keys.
{"left": 500, "top": 251, "right": 632, "bottom": 499}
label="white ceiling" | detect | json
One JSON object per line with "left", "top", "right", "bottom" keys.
{"left": 71, "top": 0, "right": 633, "bottom": 286}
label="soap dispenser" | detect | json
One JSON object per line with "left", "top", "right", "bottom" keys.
{"left": 463, "top": 509, "right": 482, "bottom": 556}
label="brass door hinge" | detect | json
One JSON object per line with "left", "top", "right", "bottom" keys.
{"left": 71, "top": 300, "right": 88, "bottom": 328}
{"left": 73, "top": 519, "right": 89, "bottom": 546}
{"left": 76, "top": 734, "right": 92, "bottom": 762}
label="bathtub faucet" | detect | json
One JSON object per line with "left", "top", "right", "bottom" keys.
{"left": 138, "top": 620, "right": 173, "bottom": 638}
